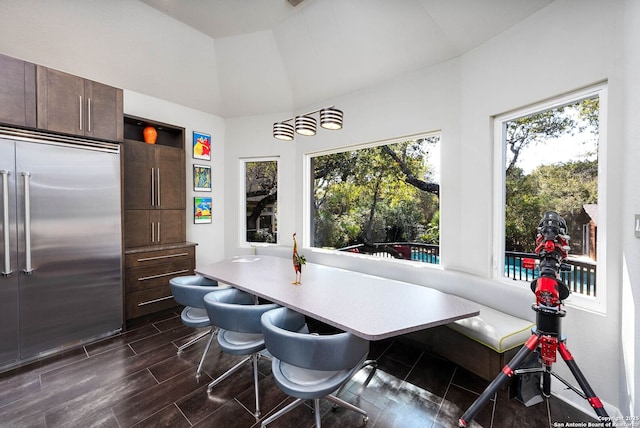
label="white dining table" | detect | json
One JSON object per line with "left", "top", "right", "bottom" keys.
{"left": 195, "top": 255, "right": 480, "bottom": 341}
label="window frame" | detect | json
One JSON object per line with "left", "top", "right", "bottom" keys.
{"left": 239, "top": 156, "right": 280, "bottom": 247}
{"left": 303, "top": 131, "right": 442, "bottom": 265}
{"left": 492, "top": 83, "right": 608, "bottom": 313}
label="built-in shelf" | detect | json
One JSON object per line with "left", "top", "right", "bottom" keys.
{"left": 123, "top": 114, "right": 184, "bottom": 148}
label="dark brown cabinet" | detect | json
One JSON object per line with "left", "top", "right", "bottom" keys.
{"left": 122, "top": 126, "right": 186, "bottom": 247}
{"left": 36, "top": 66, "right": 123, "bottom": 141}
{"left": 122, "top": 115, "right": 194, "bottom": 321}
{"left": 124, "top": 245, "right": 195, "bottom": 319}
{"left": 123, "top": 141, "right": 185, "bottom": 210}
{"left": 0, "top": 53, "right": 36, "bottom": 128}
{"left": 124, "top": 209, "right": 185, "bottom": 247}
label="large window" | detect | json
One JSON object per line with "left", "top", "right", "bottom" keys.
{"left": 309, "top": 134, "right": 440, "bottom": 264}
{"left": 495, "top": 85, "right": 604, "bottom": 301}
{"left": 243, "top": 158, "right": 278, "bottom": 244}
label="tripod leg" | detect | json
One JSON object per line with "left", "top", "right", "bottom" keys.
{"left": 459, "top": 334, "right": 540, "bottom": 427}
{"left": 558, "top": 342, "right": 609, "bottom": 420}
{"left": 543, "top": 366, "right": 552, "bottom": 397}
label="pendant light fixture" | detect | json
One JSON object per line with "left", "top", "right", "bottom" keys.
{"left": 273, "top": 106, "right": 343, "bottom": 140}
{"left": 273, "top": 122, "right": 294, "bottom": 141}
{"left": 295, "top": 115, "right": 317, "bottom": 136}
{"left": 320, "top": 107, "right": 343, "bottom": 130}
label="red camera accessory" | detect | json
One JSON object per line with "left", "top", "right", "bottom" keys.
{"left": 533, "top": 276, "right": 563, "bottom": 308}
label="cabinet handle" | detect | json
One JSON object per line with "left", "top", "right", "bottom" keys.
{"left": 22, "top": 172, "right": 33, "bottom": 275}
{"left": 156, "top": 168, "right": 161, "bottom": 206}
{"left": 87, "top": 97, "right": 91, "bottom": 132}
{"left": 150, "top": 222, "right": 155, "bottom": 243}
{"left": 78, "top": 95, "right": 83, "bottom": 131}
{"left": 1, "top": 170, "right": 11, "bottom": 277}
{"left": 137, "top": 269, "right": 190, "bottom": 282}
{"left": 157, "top": 222, "right": 161, "bottom": 242}
{"left": 150, "top": 167, "right": 155, "bottom": 206}
{"left": 138, "top": 295, "right": 174, "bottom": 307}
{"left": 137, "top": 252, "right": 190, "bottom": 262}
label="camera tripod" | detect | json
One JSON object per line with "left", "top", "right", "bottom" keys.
{"left": 458, "top": 211, "right": 608, "bottom": 427}
{"left": 458, "top": 293, "right": 608, "bottom": 427}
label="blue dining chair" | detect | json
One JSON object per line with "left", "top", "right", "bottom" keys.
{"left": 203, "top": 288, "right": 279, "bottom": 418}
{"left": 260, "top": 307, "right": 370, "bottom": 428}
{"left": 169, "top": 275, "right": 222, "bottom": 378}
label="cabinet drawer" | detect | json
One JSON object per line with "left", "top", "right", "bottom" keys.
{"left": 126, "top": 286, "right": 177, "bottom": 319}
{"left": 126, "top": 261, "right": 193, "bottom": 292}
{"left": 125, "top": 246, "right": 195, "bottom": 268}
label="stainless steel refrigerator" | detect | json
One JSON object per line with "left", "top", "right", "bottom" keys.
{"left": 0, "top": 127, "right": 122, "bottom": 368}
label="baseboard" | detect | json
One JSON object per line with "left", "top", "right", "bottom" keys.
{"left": 551, "top": 387, "right": 622, "bottom": 421}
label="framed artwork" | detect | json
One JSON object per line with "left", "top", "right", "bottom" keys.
{"left": 194, "top": 197, "right": 212, "bottom": 224}
{"left": 193, "top": 164, "right": 212, "bottom": 191}
{"left": 193, "top": 131, "right": 211, "bottom": 160}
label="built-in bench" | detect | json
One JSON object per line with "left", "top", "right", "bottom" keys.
{"left": 401, "top": 302, "right": 534, "bottom": 381}
{"left": 252, "top": 245, "right": 535, "bottom": 381}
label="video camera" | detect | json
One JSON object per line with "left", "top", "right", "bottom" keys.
{"left": 529, "top": 211, "right": 571, "bottom": 309}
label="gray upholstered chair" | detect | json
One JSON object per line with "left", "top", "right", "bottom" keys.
{"left": 260, "top": 307, "right": 370, "bottom": 428}
{"left": 169, "top": 275, "right": 222, "bottom": 377}
{"left": 203, "top": 288, "right": 279, "bottom": 418}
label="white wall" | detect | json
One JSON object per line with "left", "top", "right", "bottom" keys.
{"left": 0, "top": 0, "right": 220, "bottom": 116}
{"left": 621, "top": 0, "right": 640, "bottom": 418}
{"left": 223, "top": 59, "right": 461, "bottom": 260}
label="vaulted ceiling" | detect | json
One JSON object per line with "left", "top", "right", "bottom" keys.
{"left": 140, "top": 0, "right": 554, "bottom": 117}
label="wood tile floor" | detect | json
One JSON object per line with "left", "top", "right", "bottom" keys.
{"left": 0, "top": 309, "right": 599, "bottom": 428}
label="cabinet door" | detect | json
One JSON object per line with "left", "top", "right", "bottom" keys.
{"left": 123, "top": 141, "right": 154, "bottom": 210}
{"left": 157, "top": 210, "right": 185, "bottom": 245}
{"left": 155, "top": 145, "right": 185, "bottom": 210}
{"left": 36, "top": 66, "right": 123, "bottom": 140}
{"left": 124, "top": 210, "right": 184, "bottom": 247}
{"left": 0, "top": 54, "right": 36, "bottom": 128}
{"left": 123, "top": 210, "right": 152, "bottom": 247}
{"left": 36, "top": 67, "right": 85, "bottom": 136}
{"left": 84, "top": 80, "right": 123, "bottom": 141}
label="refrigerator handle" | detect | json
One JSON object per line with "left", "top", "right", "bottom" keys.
{"left": 22, "top": 172, "right": 34, "bottom": 275}
{"left": 1, "top": 170, "right": 12, "bottom": 277}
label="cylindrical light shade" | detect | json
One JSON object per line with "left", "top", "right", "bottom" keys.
{"left": 295, "top": 115, "right": 317, "bottom": 136}
{"left": 273, "top": 122, "right": 294, "bottom": 140}
{"left": 320, "top": 107, "right": 343, "bottom": 130}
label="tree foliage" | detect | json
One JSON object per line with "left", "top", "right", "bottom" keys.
{"left": 245, "top": 160, "right": 278, "bottom": 242}
{"left": 505, "top": 108, "right": 575, "bottom": 175}
{"left": 312, "top": 137, "right": 440, "bottom": 249}
{"left": 504, "top": 97, "right": 599, "bottom": 254}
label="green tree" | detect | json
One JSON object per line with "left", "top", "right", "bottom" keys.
{"left": 312, "top": 137, "right": 439, "bottom": 250}
{"left": 505, "top": 167, "right": 542, "bottom": 251}
{"left": 505, "top": 108, "right": 576, "bottom": 175}
{"left": 245, "top": 160, "right": 277, "bottom": 242}
{"left": 504, "top": 97, "right": 599, "bottom": 254}
{"left": 529, "top": 160, "right": 598, "bottom": 253}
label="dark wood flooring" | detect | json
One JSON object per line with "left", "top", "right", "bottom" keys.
{"left": 0, "top": 309, "right": 599, "bottom": 427}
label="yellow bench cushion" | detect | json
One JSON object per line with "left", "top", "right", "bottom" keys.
{"left": 447, "top": 303, "right": 534, "bottom": 353}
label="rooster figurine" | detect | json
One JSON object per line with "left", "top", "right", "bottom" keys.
{"left": 292, "top": 233, "right": 306, "bottom": 284}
